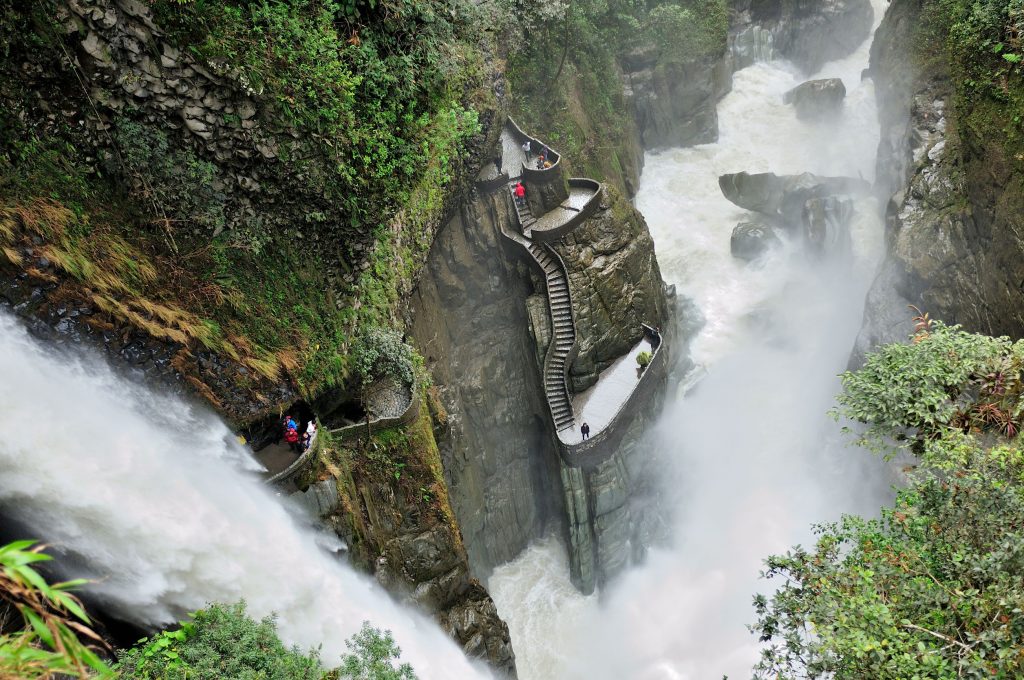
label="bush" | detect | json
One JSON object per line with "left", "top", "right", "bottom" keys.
{"left": 113, "top": 119, "right": 227, "bottom": 237}
{"left": 115, "top": 602, "right": 323, "bottom": 679}
{"left": 352, "top": 327, "right": 415, "bottom": 388}
{"left": 834, "top": 320, "right": 1024, "bottom": 452}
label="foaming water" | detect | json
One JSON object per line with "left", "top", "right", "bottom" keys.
{"left": 490, "top": 2, "right": 892, "bottom": 678}
{"left": 0, "top": 314, "right": 489, "bottom": 679}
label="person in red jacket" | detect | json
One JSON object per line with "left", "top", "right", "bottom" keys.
{"left": 514, "top": 180, "right": 526, "bottom": 207}
{"left": 284, "top": 426, "right": 301, "bottom": 454}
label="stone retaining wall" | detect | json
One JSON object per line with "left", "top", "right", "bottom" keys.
{"left": 559, "top": 326, "right": 665, "bottom": 468}
{"left": 265, "top": 390, "right": 420, "bottom": 486}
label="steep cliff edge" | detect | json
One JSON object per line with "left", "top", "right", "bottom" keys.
{"left": 856, "top": 0, "right": 1024, "bottom": 357}
{"left": 410, "top": 182, "right": 564, "bottom": 578}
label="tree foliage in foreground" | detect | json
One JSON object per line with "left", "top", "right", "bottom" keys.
{"left": 116, "top": 603, "right": 418, "bottom": 680}
{"left": 753, "top": 321, "right": 1024, "bottom": 679}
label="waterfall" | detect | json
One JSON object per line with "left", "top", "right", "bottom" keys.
{"left": 0, "top": 313, "right": 490, "bottom": 679}
{"left": 489, "top": 0, "right": 894, "bottom": 677}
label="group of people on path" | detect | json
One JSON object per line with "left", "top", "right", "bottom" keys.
{"left": 521, "top": 139, "right": 554, "bottom": 170}
{"left": 282, "top": 415, "right": 316, "bottom": 454}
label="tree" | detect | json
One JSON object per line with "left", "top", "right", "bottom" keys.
{"left": 752, "top": 435, "right": 1024, "bottom": 679}
{"left": 338, "top": 623, "right": 417, "bottom": 680}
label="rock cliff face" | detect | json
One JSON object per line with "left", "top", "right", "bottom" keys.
{"left": 410, "top": 185, "right": 564, "bottom": 578}
{"left": 856, "top": 0, "right": 1024, "bottom": 359}
{"left": 731, "top": 0, "right": 874, "bottom": 74}
{"left": 45, "top": 0, "right": 383, "bottom": 276}
{"left": 412, "top": 133, "right": 674, "bottom": 595}
{"left": 621, "top": 45, "right": 733, "bottom": 151}
{"left": 555, "top": 186, "right": 670, "bottom": 392}
{"left": 293, "top": 409, "right": 517, "bottom": 676}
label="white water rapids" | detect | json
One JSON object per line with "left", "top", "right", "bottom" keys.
{"left": 0, "top": 314, "right": 490, "bottom": 678}
{"left": 489, "top": 1, "right": 895, "bottom": 678}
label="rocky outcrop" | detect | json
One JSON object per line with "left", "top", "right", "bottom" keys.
{"left": 731, "top": 0, "right": 874, "bottom": 74}
{"left": 0, "top": 261, "right": 297, "bottom": 422}
{"left": 731, "top": 220, "right": 781, "bottom": 260}
{"left": 784, "top": 78, "right": 846, "bottom": 120}
{"left": 554, "top": 187, "right": 671, "bottom": 392}
{"left": 718, "top": 171, "right": 864, "bottom": 257}
{"left": 411, "top": 184, "right": 564, "bottom": 578}
{"left": 854, "top": 0, "right": 1024, "bottom": 358}
{"left": 296, "top": 408, "right": 517, "bottom": 676}
{"left": 621, "top": 44, "right": 733, "bottom": 150}
{"left": 719, "top": 171, "right": 870, "bottom": 220}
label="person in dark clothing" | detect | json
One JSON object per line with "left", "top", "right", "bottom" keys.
{"left": 581, "top": 422, "right": 591, "bottom": 440}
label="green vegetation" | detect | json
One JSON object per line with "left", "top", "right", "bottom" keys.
{"left": 504, "top": 0, "right": 727, "bottom": 185}
{"left": 0, "top": 540, "right": 418, "bottom": 679}
{"left": 0, "top": 0, "right": 487, "bottom": 410}
{"left": 834, "top": 316, "right": 1024, "bottom": 450}
{"left": 0, "top": 540, "right": 111, "bottom": 679}
{"left": 753, "top": 320, "right": 1024, "bottom": 678}
{"left": 116, "top": 602, "right": 323, "bottom": 679}
{"left": 353, "top": 327, "right": 416, "bottom": 389}
{"left": 915, "top": 0, "right": 1024, "bottom": 189}
{"left": 118, "top": 604, "right": 417, "bottom": 679}
{"left": 338, "top": 623, "right": 416, "bottom": 680}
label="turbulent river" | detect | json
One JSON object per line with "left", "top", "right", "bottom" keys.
{"left": 488, "top": 1, "right": 894, "bottom": 678}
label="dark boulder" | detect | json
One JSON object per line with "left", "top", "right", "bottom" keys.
{"left": 784, "top": 78, "right": 847, "bottom": 120}
{"left": 731, "top": 221, "right": 782, "bottom": 261}
{"left": 719, "top": 171, "right": 871, "bottom": 221}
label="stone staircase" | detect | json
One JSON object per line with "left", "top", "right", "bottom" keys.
{"left": 527, "top": 241, "right": 576, "bottom": 432}
{"left": 508, "top": 184, "right": 537, "bottom": 236}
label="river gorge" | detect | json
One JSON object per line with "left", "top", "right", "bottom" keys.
{"left": 1, "top": 0, "right": 1021, "bottom": 676}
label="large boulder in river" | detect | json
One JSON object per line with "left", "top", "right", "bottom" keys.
{"left": 731, "top": 221, "right": 782, "bottom": 261}
{"left": 784, "top": 78, "right": 847, "bottom": 120}
{"left": 718, "top": 171, "right": 871, "bottom": 221}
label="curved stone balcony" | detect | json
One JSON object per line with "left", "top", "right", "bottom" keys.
{"left": 559, "top": 325, "right": 665, "bottom": 467}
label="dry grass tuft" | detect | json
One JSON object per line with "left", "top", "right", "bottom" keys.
{"left": 0, "top": 197, "right": 290, "bottom": 388}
